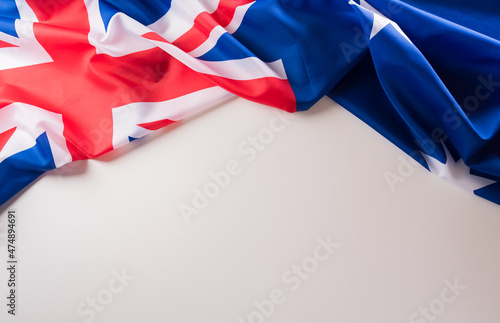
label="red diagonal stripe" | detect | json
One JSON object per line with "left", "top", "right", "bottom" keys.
{"left": 142, "top": 31, "right": 296, "bottom": 112}
{"left": 0, "top": 40, "right": 18, "bottom": 48}
{"left": 172, "top": 0, "right": 254, "bottom": 53}
{"left": 209, "top": 75, "right": 297, "bottom": 113}
{"left": 138, "top": 119, "right": 176, "bottom": 131}
{"left": 0, "top": 127, "right": 16, "bottom": 152}
{"left": 142, "top": 32, "right": 167, "bottom": 43}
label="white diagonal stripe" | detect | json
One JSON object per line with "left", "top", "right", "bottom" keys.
{"left": 112, "top": 87, "right": 235, "bottom": 149}
{"left": 0, "top": 103, "right": 71, "bottom": 167}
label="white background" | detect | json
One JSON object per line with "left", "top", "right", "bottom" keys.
{"left": 0, "top": 97, "right": 499, "bottom": 323}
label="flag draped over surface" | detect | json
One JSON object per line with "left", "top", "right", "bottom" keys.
{"left": 1, "top": 0, "right": 500, "bottom": 206}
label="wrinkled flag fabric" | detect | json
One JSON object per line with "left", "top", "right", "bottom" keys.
{"left": 0, "top": 0, "right": 499, "bottom": 206}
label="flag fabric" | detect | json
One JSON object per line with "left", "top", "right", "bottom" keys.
{"left": 0, "top": 0, "right": 500, "bottom": 206}
{"left": 330, "top": 0, "right": 500, "bottom": 204}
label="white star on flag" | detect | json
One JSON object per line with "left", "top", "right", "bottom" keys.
{"left": 349, "top": 0, "right": 412, "bottom": 42}
{"left": 422, "top": 142, "right": 496, "bottom": 193}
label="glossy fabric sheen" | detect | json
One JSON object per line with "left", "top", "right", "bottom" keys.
{"left": 1, "top": 0, "right": 500, "bottom": 206}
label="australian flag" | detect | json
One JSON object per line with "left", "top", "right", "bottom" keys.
{"left": 1, "top": 0, "right": 500, "bottom": 207}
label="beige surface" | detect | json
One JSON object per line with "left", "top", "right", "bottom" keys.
{"left": 1, "top": 96, "right": 499, "bottom": 323}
